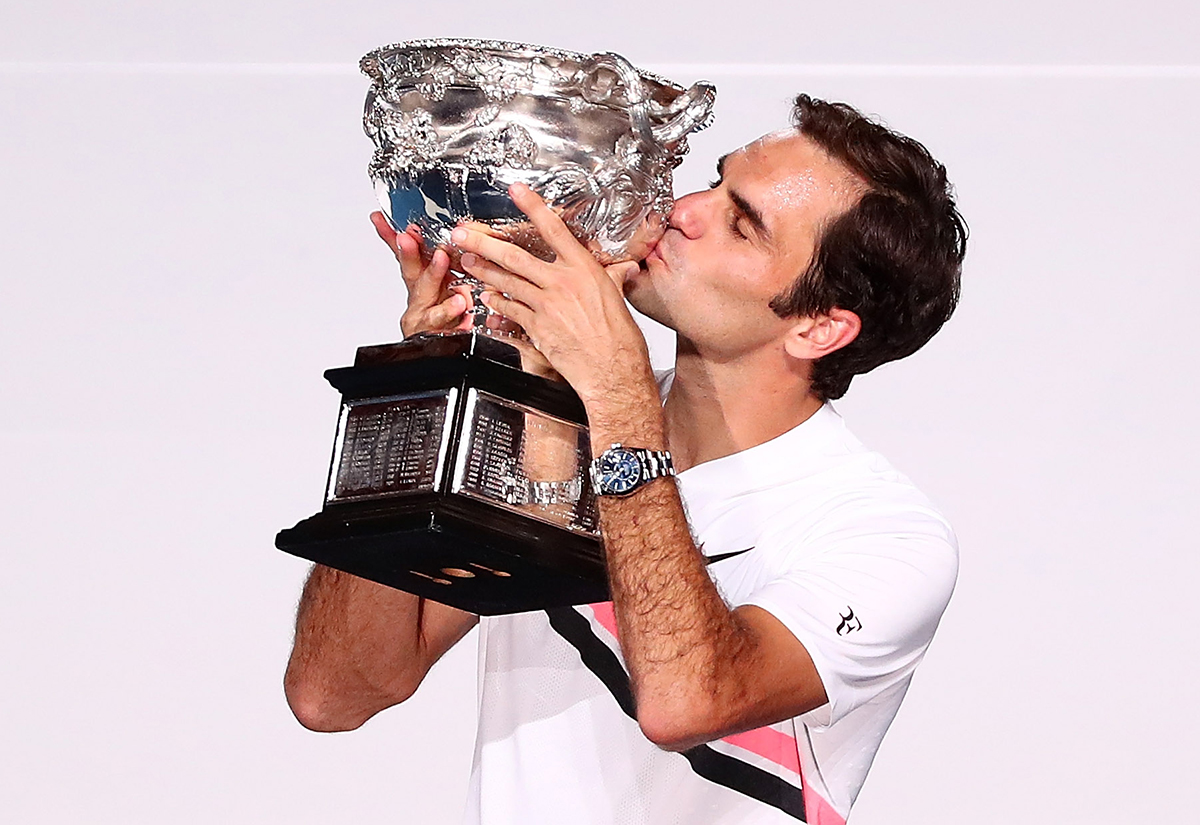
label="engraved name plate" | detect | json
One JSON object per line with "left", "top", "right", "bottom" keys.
{"left": 452, "top": 389, "right": 598, "bottom": 536}
{"left": 327, "top": 389, "right": 458, "bottom": 503}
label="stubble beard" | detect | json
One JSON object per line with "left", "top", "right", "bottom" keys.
{"left": 623, "top": 259, "right": 682, "bottom": 334}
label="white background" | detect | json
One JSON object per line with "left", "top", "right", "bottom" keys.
{"left": 2, "top": 2, "right": 1198, "bottom": 822}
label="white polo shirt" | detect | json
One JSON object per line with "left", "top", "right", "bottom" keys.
{"left": 463, "top": 383, "right": 958, "bottom": 825}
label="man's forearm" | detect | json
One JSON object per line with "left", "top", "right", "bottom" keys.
{"left": 585, "top": 377, "right": 760, "bottom": 749}
{"left": 284, "top": 565, "right": 474, "bottom": 731}
{"left": 598, "top": 480, "right": 760, "bottom": 749}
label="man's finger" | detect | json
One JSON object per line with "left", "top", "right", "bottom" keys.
{"left": 405, "top": 225, "right": 434, "bottom": 265}
{"left": 405, "top": 247, "right": 451, "bottom": 307}
{"left": 393, "top": 230, "right": 427, "bottom": 283}
{"left": 401, "top": 289, "right": 469, "bottom": 337}
{"left": 605, "top": 261, "right": 642, "bottom": 290}
{"left": 426, "top": 291, "right": 469, "bottom": 329}
{"left": 509, "top": 183, "right": 590, "bottom": 265}
{"left": 372, "top": 211, "right": 426, "bottom": 277}
{"left": 461, "top": 253, "right": 539, "bottom": 307}
{"left": 480, "top": 290, "right": 535, "bottom": 335}
{"left": 451, "top": 227, "right": 548, "bottom": 287}
{"left": 370, "top": 210, "right": 397, "bottom": 244}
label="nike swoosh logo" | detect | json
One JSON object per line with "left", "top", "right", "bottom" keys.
{"left": 705, "top": 547, "right": 754, "bottom": 565}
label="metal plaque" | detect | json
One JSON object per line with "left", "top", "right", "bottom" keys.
{"left": 452, "top": 389, "right": 598, "bottom": 536}
{"left": 327, "top": 389, "right": 457, "bottom": 503}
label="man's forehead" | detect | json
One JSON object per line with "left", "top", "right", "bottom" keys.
{"left": 745, "top": 128, "right": 798, "bottom": 150}
{"left": 723, "top": 130, "right": 798, "bottom": 167}
{"left": 731, "top": 131, "right": 864, "bottom": 214}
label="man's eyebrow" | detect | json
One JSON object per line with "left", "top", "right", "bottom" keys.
{"left": 729, "top": 189, "right": 772, "bottom": 244}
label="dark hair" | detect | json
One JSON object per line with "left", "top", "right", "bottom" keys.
{"left": 771, "top": 94, "right": 967, "bottom": 400}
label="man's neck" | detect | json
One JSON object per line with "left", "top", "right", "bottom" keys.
{"left": 663, "top": 340, "right": 825, "bottom": 473}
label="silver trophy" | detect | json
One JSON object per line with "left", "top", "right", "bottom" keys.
{"left": 277, "top": 40, "right": 715, "bottom": 614}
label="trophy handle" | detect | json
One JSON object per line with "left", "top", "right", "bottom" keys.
{"left": 580, "top": 53, "right": 715, "bottom": 152}
{"left": 580, "top": 53, "right": 656, "bottom": 147}
{"left": 649, "top": 82, "right": 717, "bottom": 145}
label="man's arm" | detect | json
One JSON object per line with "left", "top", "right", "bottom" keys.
{"left": 584, "top": 387, "right": 828, "bottom": 751}
{"left": 284, "top": 214, "right": 477, "bottom": 731}
{"left": 285, "top": 565, "right": 476, "bottom": 731}
{"left": 455, "top": 187, "right": 829, "bottom": 750}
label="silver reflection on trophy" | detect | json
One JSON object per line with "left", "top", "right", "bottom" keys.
{"left": 361, "top": 38, "right": 716, "bottom": 282}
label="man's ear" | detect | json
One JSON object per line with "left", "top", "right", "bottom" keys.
{"left": 783, "top": 308, "right": 861, "bottom": 361}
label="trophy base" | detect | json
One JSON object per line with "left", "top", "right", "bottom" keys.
{"left": 277, "top": 495, "right": 608, "bottom": 615}
{"left": 276, "top": 332, "right": 609, "bottom": 615}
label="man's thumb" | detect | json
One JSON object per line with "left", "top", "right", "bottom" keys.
{"left": 607, "top": 261, "right": 641, "bottom": 288}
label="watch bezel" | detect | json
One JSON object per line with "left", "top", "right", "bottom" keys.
{"left": 593, "top": 445, "right": 643, "bottom": 496}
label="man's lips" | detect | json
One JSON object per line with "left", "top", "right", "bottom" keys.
{"left": 646, "top": 233, "right": 669, "bottom": 265}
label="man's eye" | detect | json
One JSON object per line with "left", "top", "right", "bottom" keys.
{"left": 729, "top": 215, "right": 747, "bottom": 240}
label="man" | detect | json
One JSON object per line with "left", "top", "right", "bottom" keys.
{"left": 285, "top": 94, "right": 967, "bottom": 824}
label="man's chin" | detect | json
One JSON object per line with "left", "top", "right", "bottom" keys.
{"left": 624, "top": 278, "right": 676, "bottom": 330}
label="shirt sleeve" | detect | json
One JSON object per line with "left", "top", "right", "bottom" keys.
{"left": 741, "top": 502, "right": 959, "bottom": 729}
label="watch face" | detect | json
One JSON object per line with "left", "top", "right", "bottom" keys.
{"left": 596, "top": 448, "right": 642, "bottom": 495}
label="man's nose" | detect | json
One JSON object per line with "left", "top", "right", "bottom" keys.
{"left": 668, "top": 191, "right": 707, "bottom": 240}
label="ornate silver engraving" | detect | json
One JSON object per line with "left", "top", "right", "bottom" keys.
{"left": 466, "top": 123, "right": 538, "bottom": 170}
{"left": 360, "top": 39, "right": 716, "bottom": 266}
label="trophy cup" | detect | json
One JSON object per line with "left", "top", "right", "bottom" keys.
{"left": 276, "top": 39, "right": 715, "bottom": 614}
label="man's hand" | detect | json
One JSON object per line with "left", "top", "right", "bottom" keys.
{"left": 371, "top": 211, "right": 470, "bottom": 337}
{"left": 449, "top": 185, "right": 649, "bottom": 407}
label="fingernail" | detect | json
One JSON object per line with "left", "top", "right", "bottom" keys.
{"left": 461, "top": 252, "right": 477, "bottom": 268}
{"left": 451, "top": 227, "right": 467, "bottom": 243}
{"left": 479, "top": 291, "right": 493, "bottom": 307}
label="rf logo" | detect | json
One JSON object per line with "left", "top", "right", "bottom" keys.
{"left": 836, "top": 607, "right": 862, "bottom": 636}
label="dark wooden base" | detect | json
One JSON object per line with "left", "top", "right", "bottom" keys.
{"left": 277, "top": 495, "right": 609, "bottom": 615}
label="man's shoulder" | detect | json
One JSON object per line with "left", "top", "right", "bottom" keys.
{"left": 679, "top": 402, "right": 956, "bottom": 576}
{"left": 763, "top": 406, "right": 955, "bottom": 566}
{"left": 773, "top": 424, "right": 956, "bottom": 555}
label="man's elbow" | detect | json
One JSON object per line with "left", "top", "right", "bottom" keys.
{"left": 284, "top": 671, "right": 416, "bottom": 733}
{"left": 639, "top": 723, "right": 707, "bottom": 753}
{"left": 636, "top": 702, "right": 722, "bottom": 753}
{"left": 285, "top": 689, "right": 362, "bottom": 732}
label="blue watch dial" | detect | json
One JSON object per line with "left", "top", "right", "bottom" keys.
{"left": 596, "top": 448, "right": 642, "bottom": 495}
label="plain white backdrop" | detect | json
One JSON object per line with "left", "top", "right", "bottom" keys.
{"left": 2, "top": 2, "right": 1198, "bottom": 822}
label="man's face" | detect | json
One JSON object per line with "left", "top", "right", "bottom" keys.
{"left": 626, "top": 131, "right": 864, "bottom": 359}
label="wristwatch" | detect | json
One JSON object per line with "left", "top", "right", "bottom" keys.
{"left": 589, "top": 444, "right": 676, "bottom": 497}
